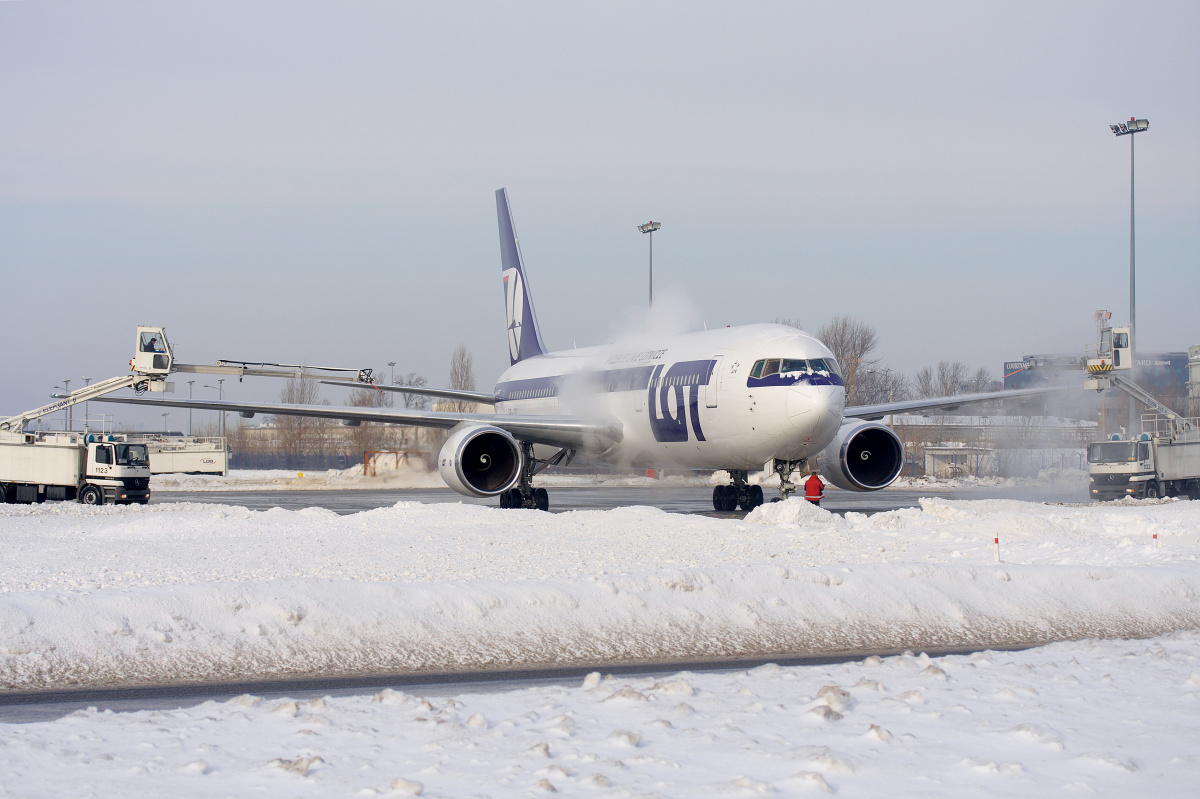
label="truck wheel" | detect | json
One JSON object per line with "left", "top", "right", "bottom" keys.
{"left": 79, "top": 486, "right": 104, "bottom": 505}
{"left": 1145, "top": 482, "right": 1159, "bottom": 499}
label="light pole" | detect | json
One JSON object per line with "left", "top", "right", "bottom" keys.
{"left": 204, "top": 379, "right": 226, "bottom": 439}
{"left": 1110, "top": 116, "right": 1149, "bottom": 432}
{"left": 82, "top": 377, "right": 91, "bottom": 430}
{"left": 161, "top": 411, "right": 170, "bottom": 434}
{"left": 388, "top": 361, "right": 396, "bottom": 385}
{"left": 187, "top": 380, "right": 195, "bottom": 436}
{"left": 638, "top": 221, "right": 661, "bottom": 307}
{"left": 61, "top": 379, "right": 71, "bottom": 430}
{"left": 51, "top": 384, "right": 69, "bottom": 430}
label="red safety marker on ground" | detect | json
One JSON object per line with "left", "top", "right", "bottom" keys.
{"left": 994, "top": 536, "right": 1001, "bottom": 563}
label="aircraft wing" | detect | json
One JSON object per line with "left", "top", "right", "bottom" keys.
{"left": 94, "top": 396, "right": 619, "bottom": 450}
{"left": 845, "top": 386, "right": 1061, "bottom": 421}
{"left": 318, "top": 381, "right": 497, "bottom": 405}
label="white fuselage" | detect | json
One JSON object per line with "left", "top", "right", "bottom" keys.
{"left": 492, "top": 324, "right": 847, "bottom": 470}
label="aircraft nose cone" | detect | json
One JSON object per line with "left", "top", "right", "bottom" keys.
{"left": 787, "top": 383, "right": 845, "bottom": 440}
{"left": 787, "top": 384, "right": 832, "bottom": 422}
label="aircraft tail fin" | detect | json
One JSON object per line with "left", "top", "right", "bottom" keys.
{"left": 496, "top": 188, "right": 547, "bottom": 365}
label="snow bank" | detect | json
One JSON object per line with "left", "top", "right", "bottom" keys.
{"left": 152, "top": 467, "right": 714, "bottom": 491}
{"left": 3, "top": 632, "right": 1198, "bottom": 796}
{"left": 152, "top": 461, "right": 444, "bottom": 491}
{"left": 2, "top": 498, "right": 1199, "bottom": 692}
{"left": 3, "top": 562, "right": 1197, "bottom": 692}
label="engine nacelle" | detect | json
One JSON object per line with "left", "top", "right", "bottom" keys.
{"left": 818, "top": 420, "right": 904, "bottom": 491}
{"left": 438, "top": 424, "right": 522, "bottom": 497}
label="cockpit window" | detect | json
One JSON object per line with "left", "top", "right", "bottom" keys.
{"left": 780, "top": 359, "right": 808, "bottom": 374}
{"left": 749, "top": 360, "right": 764, "bottom": 378}
{"left": 762, "top": 359, "right": 781, "bottom": 377}
{"left": 809, "top": 358, "right": 841, "bottom": 376}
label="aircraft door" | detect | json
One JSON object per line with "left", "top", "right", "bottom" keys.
{"left": 706, "top": 355, "right": 723, "bottom": 408}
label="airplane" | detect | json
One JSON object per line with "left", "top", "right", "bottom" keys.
{"left": 101, "top": 188, "right": 1057, "bottom": 511}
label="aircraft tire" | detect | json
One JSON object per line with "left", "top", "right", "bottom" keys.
{"left": 534, "top": 487, "right": 549, "bottom": 512}
{"left": 739, "top": 485, "right": 764, "bottom": 511}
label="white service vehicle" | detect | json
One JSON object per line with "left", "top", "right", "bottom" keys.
{"left": 0, "top": 325, "right": 174, "bottom": 504}
{"left": 1083, "top": 311, "right": 1200, "bottom": 501}
{"left": 1087, "top": 431, "right": 1200, "bottom": 500}
{"left": 0, "top": 432, "right": 151, "bottom": 505}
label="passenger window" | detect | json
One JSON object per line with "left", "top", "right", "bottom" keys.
{"left": 95, "top": 446, "right": 112, "bottom": 465}
{"left": 762, "top": 359, "right": 780, "bottom": 377}
{"left": 749, "top": 360, "right": 764, "bottom": 378}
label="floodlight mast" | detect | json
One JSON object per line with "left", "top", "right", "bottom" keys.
{"left": 1110, "top": 116, "right": 1148, "bottom": 433}
{"left": 638, "top": 221, "right": 661, "bottom": 306}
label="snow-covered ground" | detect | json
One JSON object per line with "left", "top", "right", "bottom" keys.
{"left": 2, "top": 494, "right": 1199, "bottom": 795}
{"left": 152, "top": 464, "right": 1095, "bottom": 493}
{"left": 2, "top": 632, "right": 1198, "bottom": 796}
{"left": 2, "top": 496, "right": 1198, "bottom": 692}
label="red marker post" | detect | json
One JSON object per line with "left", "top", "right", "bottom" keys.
{"left": 994, "top": 537, "right": 1001, "bottom": 563}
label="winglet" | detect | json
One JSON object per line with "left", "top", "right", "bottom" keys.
{"left": 496, "top": 188, "right": 547, "bottom": 365}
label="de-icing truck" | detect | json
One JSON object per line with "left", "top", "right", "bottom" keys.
{"left": 0, "top": 432, "right": 151, "bottom": 505}
{"left": 1083, "top": 312, "right": 1200, "bottom": 501}
{"left": 0, "top": 325, "right": 172, "bottom": 505}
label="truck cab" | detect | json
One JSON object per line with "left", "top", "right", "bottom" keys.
{"left": 1087, "top": 438, "right": 1153, "bottom": 500}
{"left": 81, "top": 439, "right": 151, "bottom": 505}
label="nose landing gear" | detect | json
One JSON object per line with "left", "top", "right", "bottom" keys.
{"left": 712, "top": 469, "right": 765, "bottom": 512}
{"left": 772, "top": 458, "right": 807, "bottom": 501}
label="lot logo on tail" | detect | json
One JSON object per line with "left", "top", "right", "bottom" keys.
{"left": 503, "top": 268, "right": 524, "bottom": 361}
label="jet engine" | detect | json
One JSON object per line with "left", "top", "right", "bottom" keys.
{"left": 817, "top": 420, "right": 904, "bottom": 491}
{"left": 438, "top": 424, "right": 522, "bottom": 497}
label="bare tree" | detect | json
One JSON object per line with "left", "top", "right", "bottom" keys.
{"left": 273, "top": 379, "right": 331, "bottom": 455}
{"left": 815, "top": 315, "right": 879, "bottom": 405}
{"left": 936, "top": 361, "right": 971, "bottom": 396}
{"left": 397, "top": 371, "right": 430, "bottom": 410}
{"left": 391, "top": 370, "right": 430, "bottom": 451}
{"left": 775, "top": 317, "right": 804, "bottom": 330}
{"left": 914, "top": 366, "right": 937, "bottom": 399}
{"left": 855, "top": 368, "right": 910, "bottom": 406}
{"left": 913, "top": 361, "right": 972, "bottom": 399}
{"left": 970, "top": 366, "right": 994, "bottom": 393}
{"left": 448, "top": 345, "right": 477, "bottom": 413}
{"left": 346, "top": 369, "right": 395, "bottom": 453}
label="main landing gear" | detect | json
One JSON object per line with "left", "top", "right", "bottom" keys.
{"left": 712, "top": 469, "right": 765, "bottom": 512}
{"left": 499, "top": 443, "right": 574, "bottom": 512}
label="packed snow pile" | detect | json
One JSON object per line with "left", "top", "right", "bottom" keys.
{"left": 1, "top": 497, "right": 1198, "bottom": 692}
{"left": 2, "top": 632, "right": 1197, "bottom": 796}
{"left": 151, "top": 462, "right": 446, "bottom": 491}
{"left": 152, "top": 467, "right": 714, "bottom": 491}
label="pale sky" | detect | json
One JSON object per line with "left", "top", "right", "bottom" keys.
{"left": 2, "top": 1, "right": 1197, "bottom": 429}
